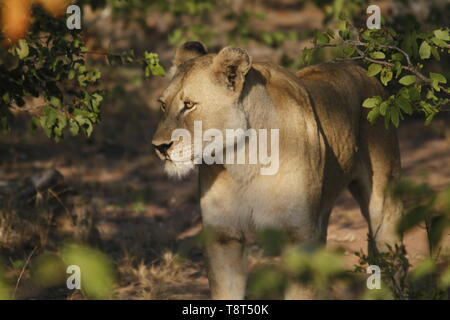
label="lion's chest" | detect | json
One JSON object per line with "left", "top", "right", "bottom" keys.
{"left": 199, "top": 165, "right": 314, "bottom": 234}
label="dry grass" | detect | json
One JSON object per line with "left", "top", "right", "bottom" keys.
{"left": 116, "top": 251, "right": 191, "bottom": 299}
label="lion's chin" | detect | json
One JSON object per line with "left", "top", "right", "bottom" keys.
{"left": 164, "top": 160, "right": 195, "bottom": 179}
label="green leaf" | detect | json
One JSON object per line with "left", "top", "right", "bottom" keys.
{"left": 409, "top": 87, "right": 421, "bottom": 101}
{"left": 367, "top": 107, "right": 380, "bottom": 124}
{"left": 367, "top": 63, "right": 382, "bottom": 77}
{"left": 299, "top": 48, "right": 313, "bottom": 67}
{"left": 431, "top": 80, "right": 440, "bottom": 91}
{"left": 430, "top": 46, "right": 440, "bottom": 61}
{"left": 391, "top": 107, "right": 400, "bottom": 127}
{"left": 426, "top": 89, "right": 438, "bottom": 101}
{"left": 379, "top": 101, "right": 389, "bottom": 116}
{"left": 315, "top": 32, "right": 329, "bottom": 45}
{"left": 69, "top": 119, "right": 80, "bottom": 136}
{"left": 433, "top": 29, "right": 450, "bottom": 41}
{"left": 380, "top": 69, "right": 393, "bottom": 86}
{"left": 44, "top": 107, "right": 57, "bottom": 129}
{"left": 143, "top": 52, "right": 166, "bottom": 77}
{"left": 370, "top": 51, "right": 385, "bottom": 59}
{"left": 391, "top": 53, "right": 403, "bottom": 62}
{"left": 431, "top": 37, "right": 448, "bottom": 48}
{"left": 396, "top": 96, "right": 412, "bottom": 115}
{"left": 86, "top": 122, "right": 94, "bottom": 137}
{"left": 361, "top": 29, "right": 373, "bottom": 41}
{"left": 425, "top": 113, "right": 436, "bottom": 125}
{"left": 421, "top": 101, "right": 437, "bottom": 125}
{"left": 429, "top": 72, "right": 447, "bottom": 84}
{"left": 399, "top": 75, "right": 416, "bottom": 86}
{"left": 15, "top": 39, "right": 29, "bottom": 59}
{"left": 149, "top": 64, "right": 166, "bottom": 77}
{"left": 362, "top": 96, "right": 381, "bottom": 108}
{"left": 341, "top": 46, "right": 355, "bottom": 57}
{"left": 419, "top": 41, "right": 431, "bottom": 59}
{"left": 325, "top": 28, "right": 335, "bottom": 39}
{"left": 50, "top": 96, "right": 62, "bottom": 108}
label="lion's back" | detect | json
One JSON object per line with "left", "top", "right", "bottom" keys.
{"left": 295, "top": 63, "right": 390, "bottom": 178}
{"left": 297, "top": 62, "right": 399, "bottom": 181}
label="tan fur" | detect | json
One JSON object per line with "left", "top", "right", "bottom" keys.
{"left": 152, "top": 42, "right": 403, "bottom": 299}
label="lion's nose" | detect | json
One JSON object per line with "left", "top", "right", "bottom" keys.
{"left": 152, "top": 141, "right": 173, "bottom": 158}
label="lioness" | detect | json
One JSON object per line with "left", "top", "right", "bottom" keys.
{"left": 152, "top": 41, "right": 403, "bottom": 299}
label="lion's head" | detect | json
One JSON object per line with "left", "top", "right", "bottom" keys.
{"left": 151, "top": 41, "right": 253, "bottom": 178}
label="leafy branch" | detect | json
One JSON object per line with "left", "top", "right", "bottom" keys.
{"left": 300, "top": 21, "right": 450, "bottom": 127}
{"left": 0, "top": 6, "right": 166, "bottom": 141}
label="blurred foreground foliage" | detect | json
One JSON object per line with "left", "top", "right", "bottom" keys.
{"left": 61, "top": 244, "right": 115, "bottom": 299}
{"left": 0, "top": 263, "right": 11, "bottom": 300}
{"left": 1, "top": 244, "right": 115, "bottom": 300}
{"left": 254, "top": 179, "right": 450, "bottom": 300}
{"left": 0, "top": 1, "right": 165, "bottom": 140}
{"left": 248, "top": 245, "right": 350, "bottom": 299}
{"left": 392, "top": 180, "right": 450, "bottom": 254}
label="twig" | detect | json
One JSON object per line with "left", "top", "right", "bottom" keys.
{"left": 310, "top": 38, "right": 433, "bottom": 85}
{"left": 332, "top": 56, "right": 364, "bottom": 62}
{"left": 48, "top": 188, "right": 72, "bottom": 218}
{"left": 377, "top": 44, "right": 413, "bottom": 66}
{"left": 13, "top": 246, "right": 37, "bottom": 299}
{"left": 353, "top": 45, "right": 431, "bottom": 83}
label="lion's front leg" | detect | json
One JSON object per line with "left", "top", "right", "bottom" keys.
{"left": 204, "top": 236, "right": 247, "bottom": 300}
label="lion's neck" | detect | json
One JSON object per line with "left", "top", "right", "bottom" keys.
{"left": 239, "top": 67, "right": 279, "bottom": 130}
{"left": 221, "top": 68, "right": 280, "bottom": 183}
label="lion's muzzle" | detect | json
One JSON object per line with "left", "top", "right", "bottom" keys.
{"left": 152, "top": 141, "right": 173, "bottom": 160}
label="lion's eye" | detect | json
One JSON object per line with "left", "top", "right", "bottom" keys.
{"left": 183, "top": 101, "right": 196, "bottom": 109}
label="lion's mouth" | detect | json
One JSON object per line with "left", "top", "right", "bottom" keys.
{"left": 163, "top": 158, "right": 196, "bottom": 179}
{"left": 154, "top": 148, "right": 194, "bottom": 164}
{"left": 152, "top": 143, "right": 197, "bottom": 179}
{"left": 164, "top": 151, "right": 199, "bottom": 164}
{"left": 154, "top": 148, "right": 170, "bottom": 161}
{"left": 162, "top": 154, "right": 197, "bottom": 164}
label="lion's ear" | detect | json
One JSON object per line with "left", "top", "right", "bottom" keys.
{"left": 173, "top": 41, "right": 207, "bottom": 67}
{"left": 212, "top": 47, "right": 252, "bottom": 92}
